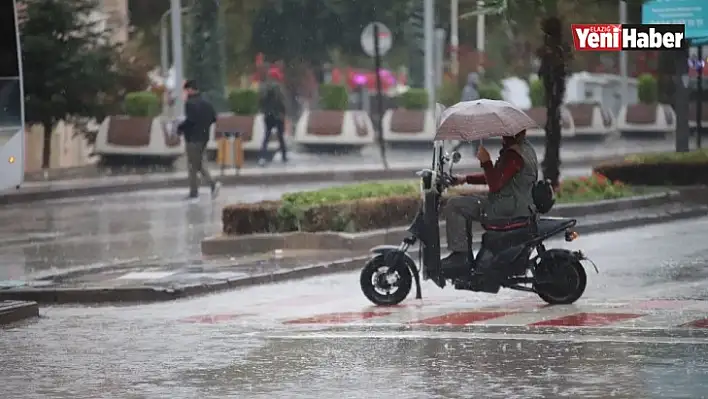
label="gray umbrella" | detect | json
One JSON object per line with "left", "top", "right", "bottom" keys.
{"left": 435, "top": 99, "right": 538, "bottom": 141}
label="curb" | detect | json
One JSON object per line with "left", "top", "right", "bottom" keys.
{"left": 201, "top": 191, "right": 679, "bottom": 257}
{"left": 2, "top": 155, "right": 602, "bottom": 205}
{"left": 1, "top": 205, "right": 706, "bottom": 305}
{"left": 0, "top": 301, "right": 39, "bottom": 325}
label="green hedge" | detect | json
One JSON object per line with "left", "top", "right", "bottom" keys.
{"left": 222, "top": 177, "right": 636, "bottom": 235}
{"left": 124, "top": 91, "right": 160, "bottom": 117}
{"left": 624, "top": 149, "right": 708, "bottom": 164}
{"left": 594, "top": 149, "right": 708, "bottom": 186}
{"left": 320, "top": 84, "right": 349, "bottom": 110}
{"left": 228, "top": 89, "right": 259, "bottom": 115}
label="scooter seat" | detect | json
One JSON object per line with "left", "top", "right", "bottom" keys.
{"left": 482, "top": 216, "right": 531, "bottom": 231}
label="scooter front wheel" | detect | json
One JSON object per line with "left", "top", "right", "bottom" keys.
{"left": 360, "top": 255, "right": 413, "bottom": 306}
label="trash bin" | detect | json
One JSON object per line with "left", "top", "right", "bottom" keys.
{"left": 216, "top": 131, "right": 244, "bottom": 175}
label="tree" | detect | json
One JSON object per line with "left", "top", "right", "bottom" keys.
{"left": 186, "top": 0, "right": 227, "bottom": 111}
{"left": 21, "top": 0, "right": 124, "bottom": 168}
{"left": 537, "top": 13, "right": 571, "bottom": 189}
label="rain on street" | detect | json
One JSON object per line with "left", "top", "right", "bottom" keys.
{"left": 2, "top": 217, "right": 708, "bottom": 398}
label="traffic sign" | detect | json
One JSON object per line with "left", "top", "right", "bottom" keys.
{"left": 642, "top": 0, "right": 708, "bottom": 40}
{"left": 361, "top": 22, "right": 392, "bottom": 57}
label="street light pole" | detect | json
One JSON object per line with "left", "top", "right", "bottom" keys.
{"left": 424, "top": 0, "right": 436, "bottom": 110}
{"left": 476, "top": 0, "right": 485, "bottom": 75}
{"left": 619, "top": 0, "right": 628, "bottom": 105}
{"left": 160, "top": 13, "right": 169, "bottom": 116}
{"left": 451, "top": 0, "right": 459, "bottom": 77}
{"left": 170, "top": 0, "right": 185, "bottom": 119}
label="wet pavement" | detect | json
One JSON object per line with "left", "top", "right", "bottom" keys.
{"left": 0, "top": 165, "right": 595, "bottom": 281}
{"left": 3, "top": 199, "right": 703, "bottom": 300}
{"left": 2, "top": 218, "right": 708, "bottom": 398}
{"left": 14, "top": 137, "right": 676, "bottom": 192}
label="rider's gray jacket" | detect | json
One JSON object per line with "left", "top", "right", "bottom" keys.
{"left": 483, "top": 138, "right": 538, "bottom": 220}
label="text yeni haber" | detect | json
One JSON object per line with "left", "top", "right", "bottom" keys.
{"left": 571, "top": 24, "right": 686, "bottom": 51}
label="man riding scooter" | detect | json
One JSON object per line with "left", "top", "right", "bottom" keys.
{"left": 441, "top": 129, "right": 539, "bottom": 277}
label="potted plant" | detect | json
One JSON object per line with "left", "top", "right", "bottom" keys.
{"left": 207, "top": 88, "right": 264, "bottom": 154}
{"left": 95, "top": 90, "right": 182, "bottom": 166}
{"left": 382, "top": 88, "right": 435, "bottom": 143}
{"left": 294, "top": 83, "right": 374, "bottom": 149}
{"left": 617, "top": 73, "right": 675, "bottom": 137}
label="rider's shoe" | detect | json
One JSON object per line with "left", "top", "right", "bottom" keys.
{"left": 441, "top": 252, "right": 467, "bottom": 268}
{"left": 441, "top": 252, "right": 469, "bottom": 278}
{"left": 454, "top": 268, "right": 501, "bottom": 294}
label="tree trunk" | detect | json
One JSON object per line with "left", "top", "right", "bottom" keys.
{"left": 538, "top": 11, "right": 567, "bottom": 189}
{"left": 41, "top": 120, "right": 52, "bottom": 169}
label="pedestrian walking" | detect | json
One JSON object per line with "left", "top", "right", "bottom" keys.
{"left": 258, "top": 67, "right": 288, "bottom": 166}
{"left": 177, "top": 79, "right": 221, "bottom": 200}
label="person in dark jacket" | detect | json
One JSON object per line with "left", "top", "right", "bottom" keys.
{"left": 258, "top": 68, "right": 288, "bottom": 166}
{"left": 178, "top": 79, "right": 221, "bottom": 199}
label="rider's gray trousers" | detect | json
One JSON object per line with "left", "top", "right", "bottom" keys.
{"left": 444, "top": 195, "right": 486, "bottom": 252}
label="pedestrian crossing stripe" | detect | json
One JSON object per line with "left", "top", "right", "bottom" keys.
{"left": 178, "top": 298, "right": 708, "bottom": 330}
{"left": 279, "top": 299, "right": 708, "bottom": 329}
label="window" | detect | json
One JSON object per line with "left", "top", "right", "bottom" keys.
{"left": 0, "top": 0, "right": 20, "bottom": 78}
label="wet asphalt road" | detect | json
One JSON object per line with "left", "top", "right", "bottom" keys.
{"left": 0, "top": 164, "right": 591, "bottom": 281}
{"left": 2, "top": 218, "right": 708, "bottom": 398}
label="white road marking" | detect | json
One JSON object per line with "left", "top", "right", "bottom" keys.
{"left": 263, "top": 331, "right": 708, "bottom": 345}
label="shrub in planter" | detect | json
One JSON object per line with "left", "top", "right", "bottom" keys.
{"left": 319, "top": 84, "right": 349, "bottom": 110}
{"left": 637, "top": 74, "right": 658, "bottom": 104}
{"left": 124, "top": 91, "right": 160, "bottom": 117}
{"left": 438, "top": 80, "right": 462, "bottom": 106}
{"left": 222, "top": 177, "right": 637, "bottom": 236}
{"left": 594, "top": 149, "right": 708, "bottom": 186}
{"left": 478, "top": 81, "right": 503, "bottom": 100}
{"left": 228, "top": 89, "right": 259, "bottom": 115}
{"left": 221, "top": 181, "right": 482, "bottom": 235}
{"left": 529, "top": 78, "right": 545, "bottom": 108}
{"left": 399, "top": 88, "right": 428, "bottom": 110}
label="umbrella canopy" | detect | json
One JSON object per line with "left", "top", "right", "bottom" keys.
{"left": 435, "top": 99, "right": 538, "bottom": 141}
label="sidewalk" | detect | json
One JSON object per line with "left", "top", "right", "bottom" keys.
{"left": 2, "top": 138, "right": 675, "bottom": 205}
{"left": 2, "top": 200, "right": 706, "bottom": 304}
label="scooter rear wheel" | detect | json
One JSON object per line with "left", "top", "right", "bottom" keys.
{"left": 360, "top": 255, "right": 413, "bottom": 306}
{"left": 534, "top": 256, "right": 587, "bottom": 305}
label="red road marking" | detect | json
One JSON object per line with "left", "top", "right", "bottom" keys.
{"left": 412, "top": 311, "right": 511, "bottom": 326}
{"left": 284, "top": 311, "right": 392, "bottom": 325}
{"left": 180, "top": 313, "right": 248, "bottom": 324}
{"left": 681, "top": 318, "right": 708, "bottom": 328}
{"left": 531, "top": 312, "right": 643, "bottom": 327}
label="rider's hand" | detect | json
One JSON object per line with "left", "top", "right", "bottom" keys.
{"left": 453, "top": 174, "right": 467, "bottom": 185}
{"left": 477, "top": 145, "right": 491, "bottom": 163}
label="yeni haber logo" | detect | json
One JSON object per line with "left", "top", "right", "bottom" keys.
{"left": 571, "top": 24, "right": 686, "bottom": 51}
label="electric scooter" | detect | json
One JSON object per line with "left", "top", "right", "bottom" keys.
{"left": 359, "top": 142, "right": 596, "bottom": 306}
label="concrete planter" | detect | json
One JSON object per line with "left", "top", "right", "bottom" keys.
{"left": 293, "top": 109, "right": 375, "bottom": 147}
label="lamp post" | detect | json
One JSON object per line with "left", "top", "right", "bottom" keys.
{"left": 160, "top": 6, "right": 189, "bottom": 116}
{"left": 424, "top": 0, "right": 436, "bottom": 110}
{"left": 619, "top": 0, "right": 628, "bottom": 105}
{"left": 451, "top": 0, "right": 459, "bottom": 77}
{"left": 170, "top": 0, "right": 185, "bottom": 118}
